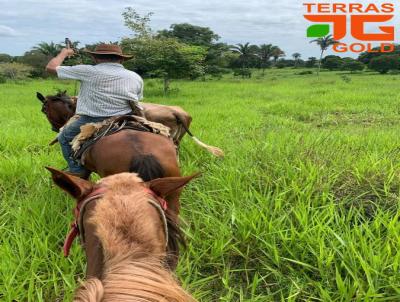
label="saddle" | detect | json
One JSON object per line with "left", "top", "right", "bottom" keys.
{"left": 70, "top": 115, "right": 171, "bottom": 164}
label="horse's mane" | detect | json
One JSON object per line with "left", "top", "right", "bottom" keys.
{"left": 74, "top": 258, "right": 195, "bottom": 302}
{"left": 73, "top": 173, "right": 192, "bottom": 301}
{"left": 129, "top": 155, "right": 186, "bottom": 259}
{"left": 129, "top": 154, "right": 165, "bottom": 182}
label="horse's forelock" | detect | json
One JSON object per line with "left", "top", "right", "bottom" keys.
{"left": 47, "top": 91, "right": 74, "bottom": 105}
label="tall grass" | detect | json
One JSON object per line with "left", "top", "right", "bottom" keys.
{"left": 1, "top": 70, "right": 400, "bottom": 301}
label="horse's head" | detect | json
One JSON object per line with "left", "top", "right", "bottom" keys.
{"left": 46, "top": 168, "right": 198, "bottom": 274}
{"left": 36, "top": 91, "right": 76, "bottom": 132}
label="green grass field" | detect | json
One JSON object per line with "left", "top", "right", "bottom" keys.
{"left": 1, "top": 69, "right": 400, "bottom": 301}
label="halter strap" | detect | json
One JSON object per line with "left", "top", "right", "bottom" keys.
{"left": 63, "top": 186, "right": 106, "bottom": 257}
{"left": 63, "top": 185, "right": 169, "bottom": 257}
{"left": 144, "top": 188, "right": 169, "bottom": 247}
{"left": 143, "top": 188, "right": 168, "bottom": 211}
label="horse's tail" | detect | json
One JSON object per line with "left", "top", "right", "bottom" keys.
{"left": 73, "top": 278, "right": 104, "bottom": 302}
{"left": 174, "top": 114, "right": 224, "bottom": 157}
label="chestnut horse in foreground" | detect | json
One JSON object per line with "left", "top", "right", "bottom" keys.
{"left": 47, "top": 168, "right": 197, "bottom": 301}
{"left": 47, "top": 122, "right": 185, "bottom": 270}
{"left": 36, "top": 91, "right": 224, "bottom": 156}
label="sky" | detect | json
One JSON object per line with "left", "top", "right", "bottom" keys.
{"left": 0, "top": 0, "right": 398, "bottom": 58}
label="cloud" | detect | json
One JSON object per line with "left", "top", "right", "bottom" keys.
{"left": 0, "top": 25, "right": 17, "bottom": 37}
{"left": 1, "top": 0, "right": 395, "bottom": 57}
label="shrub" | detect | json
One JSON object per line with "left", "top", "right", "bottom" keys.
{"left": 342, "top": 59, "right": 365, "bottom": 73}
{"left": 340, "top": 74, "right": 352, "bottom": 83}
{"left": 0, "top": 62, "right": 33, "bottom": 80}
{"left": 17, "top": 50, "right": 50, "bottom": 78}
{"left": 305, "top": 57, "right": 317, "bottom": 68}
{"left": 322, "top": 56, "right": 343, "bottom": 70}
{"left": 233, "top": 68, "right": 252, "bottom": 78}
{"left": 388, "top": 70, "right": 400, "bottom": 75}
{"left": 206, "top": 65, "right": 230, "bottom": 78}
{"left": 369, "top": 55, "right": 400, "bottom": 74}
{"left": 0, "top": 54, "right": 12, "bottom": 63}
{"left": 0, "top": 74, "right": 6, "bottom": 83}
{"left": 296, "top": 70, "right": 313, "bottom": 75}
{"left": 275, "top": 62, "right": 286, "bottom": 69}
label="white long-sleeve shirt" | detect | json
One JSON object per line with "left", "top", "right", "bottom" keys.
{"left": 56, "top": 63, "right": 143, "bottom": 117}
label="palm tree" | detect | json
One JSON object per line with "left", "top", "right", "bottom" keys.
{"left": 231, "top": 42, "right": 256, "bottom": 69}
{"left": 32, "top": 41, "right": 62, "bottom": 57}
{"left": 292, "top": 53, "right": 301, "bottom": 68}
{"left": 258, "top": 44, "right": 274, "bottom": 75}
{"left": 310, "top": 34, "right": 339, "bottom": 76}
{"left": 271, "top": 46, "right": 285, "bottom": 65}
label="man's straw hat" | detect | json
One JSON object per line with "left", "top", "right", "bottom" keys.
{"left": 84, "top": 43, "right": 133, "bottom": 59}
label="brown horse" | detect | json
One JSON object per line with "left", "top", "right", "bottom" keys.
{"left": 36, "top": 91, "right": 224, "bottom": 156}
{"left": 48, "top": 123, "right": 185, "bottom": 272}
{"left": 47, "top": 168, "right": 197, "bottom": 301}
{"left": 36, "top": 91, "right": 216, "bottom": 271}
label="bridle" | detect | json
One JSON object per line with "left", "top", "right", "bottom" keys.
{"left": 41, "top": 101, "right": 61, "bottom": 132}
{"left": 63, "top": 185, "right": 169, "bottom": 257}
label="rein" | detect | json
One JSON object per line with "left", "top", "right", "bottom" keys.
{"left": 63, "top": 185, "right": 169, "bottom": 257}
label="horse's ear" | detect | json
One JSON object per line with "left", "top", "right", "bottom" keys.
{"left": 36, "top": 92, "right": 46, "bottom": 103}
{"left": 45, "top": 167, "right": 93, "bottom": 200}
{"left": 147, "top": 173, "right": 201, "bottom": 198}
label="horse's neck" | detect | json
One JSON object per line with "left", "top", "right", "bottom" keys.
{"left": 100, "top": 256, "right": 195, "bottom": 302}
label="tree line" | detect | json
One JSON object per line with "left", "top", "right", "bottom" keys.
{"left": 0, "top": 8, "right": 399, "bottom": 89}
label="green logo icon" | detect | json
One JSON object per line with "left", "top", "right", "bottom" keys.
{"left": 307, "top": 24, "right": 330, "bottom": 37}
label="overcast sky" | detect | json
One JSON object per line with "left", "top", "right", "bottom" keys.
{"left": 0, "top": 0, "right": 397, "bottom": 58}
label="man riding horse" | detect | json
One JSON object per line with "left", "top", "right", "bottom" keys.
{"left": 46, "top": 43, "right": 145, "bottom": 178}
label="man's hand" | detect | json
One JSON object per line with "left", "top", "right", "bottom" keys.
{"left": 61, "top": 48, "right": 75, "bottom": 58}
{"left": 45, "top": 48, "right": 75, "bottom": 74}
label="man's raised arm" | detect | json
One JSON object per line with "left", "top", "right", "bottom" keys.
{"left": 45, "top": 48, "right": 75, "bottom": 74}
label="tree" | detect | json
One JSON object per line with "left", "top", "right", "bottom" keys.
{"left": 258, "top": 44, "right": 274, "bottom": 75}
{"left": 122, "top": 7, "right": 153, "bottom": 38}
{"left": 158, "top": 23, "right": 219, "bottom": 47}
{"left": 17, "top": 50, "right": 49, "bottom": 77}
{"left": 271, "top": 46, "right": 285, "bottom": 65}
{"left": 231, "top": 42, "right": 257, "bottom": 70}
{"left": 342, "top": 58, "right": 365, "bottom": 73}
{"left": 369, "top": 55, "right": 400, "bottom": 74}
{"left": 0, "top": 54, "right": 12, "bottom": 63}
{"left": 358, "top": 44, "right": 400, "bottom": 64}
{"left": 322, "top": 55, "right": 343, "bottom": 71}
{"left": 305, "top": 57, "right": 317, "bottom": 68}
{"left": 32, "top": 41, "right": 61, "bottom": 57}
{"left": 158, "top": 23, "right": 231, "bottom": 77}
{"left": 62, "top": 41, "right": 111, "bottom": 66}
{"left": 274, "top": 59, "right": 299, "bottom": 68}
{"left": 292, "top": 53, "right": 301, "bottom": 68}
{"left": 205, "top": 42, "right": 232, "bottom": 77}
{"left": 275, "top": 59, "right": 287, "bottom": 69}
{"left": 121, "top": 9, "right": 206, "bottom": 93}
{"left": 122, "top": 37, "right": 206, "bottom": 93}
{"left": 310, "top": 34, "right": 339, "bottom": 76}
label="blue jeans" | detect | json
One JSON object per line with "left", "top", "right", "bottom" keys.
{"left": 58, "top": 115, "right": 109, "bottom": 174}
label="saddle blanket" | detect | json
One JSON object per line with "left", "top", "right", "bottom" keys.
{"left": 68, "top": 115, "right": 171, "bottom": 164}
